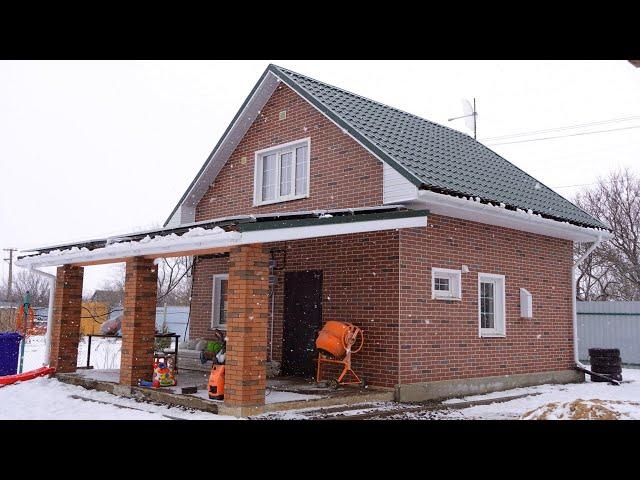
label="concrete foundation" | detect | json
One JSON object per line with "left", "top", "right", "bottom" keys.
{"left": 395, "top": 369, "right": 585, "bottom": 402}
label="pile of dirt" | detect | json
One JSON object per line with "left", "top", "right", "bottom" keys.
{"left": 521, "top": 398, "right": 640, "bottom": 420}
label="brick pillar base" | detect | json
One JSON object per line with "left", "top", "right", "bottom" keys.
{"left": 120, "top": 257, "right": 157, "bottom": 386}
{"left": 224, "top": 244, "right": 269, "bottom": 414}
{"left": 49, "top": 265, "right": 84, "bottom": 373}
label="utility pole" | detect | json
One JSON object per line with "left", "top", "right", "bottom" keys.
{"left": 3, "top": 248, "right": 17, "bottom": 302}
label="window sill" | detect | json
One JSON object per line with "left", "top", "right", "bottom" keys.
{"left": 432, "top": 296, "right": 462, "bottom": 301}
{"left": 480, "top": 332, "right": 506, "bottom": 338}
{"left": 254, "top": 194, "right": 309, "bottom": 207}
{"left": 210, "top": 325, "right": 227, "bottom": 331}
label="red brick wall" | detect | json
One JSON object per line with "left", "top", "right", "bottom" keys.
{"left": 120, "top": 257, "right": 158, "bottom": 386}
{"left": 189, "top": 216, "right": 574, "bottom": 388}
{"left": 398, "top": 214, "right": 574, "bottom": 385}
{"left": 50, "top": 265, "right": 84, "bottom": 373}
{"left": 190, "top": 230, "right": 401, "bottom": 388}
{"left": 194, "top": 84, "right": 383, "bottom": 221}
{"left": 224, "top": 245, "right": 269, "bottom": 407}
{"left": 189, "top": 255, "right": 229, "bottom": 341}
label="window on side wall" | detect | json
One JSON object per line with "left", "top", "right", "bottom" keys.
{"left": 211, "top": 274, "right": 229, "bottom": 329}
{"left": 254, "top": 138, "right": 310, "bottom": 206}
{"left": 478, "top": 273, "right": 506, "bottom": 337}
{"left": 431, "top": 268, "right": 462, "bottom": 300}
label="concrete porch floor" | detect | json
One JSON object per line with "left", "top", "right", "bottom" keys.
{"left": 55, "top": 368, "right": 394, "bottom": 417}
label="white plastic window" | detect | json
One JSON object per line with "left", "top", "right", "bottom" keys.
{"left": 431, "top": 268, "right": 462, "bottom": 300}
{"left": 478, "top": 273, "right": 506, "bottom": 337}
{"left": 254, "top": 139, "right": 310, "bottom": 205}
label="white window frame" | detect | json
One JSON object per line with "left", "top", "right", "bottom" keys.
{"left": 431, "top": 268, "right": 462, "bottom": 300}
{"left": 478, "top": 273, "right": 506, "bottom": 338}
{"left": 253, "top": 138, "right": 311, "bottom": 206}
{"left": 211, "top": 274, "right": 229, "bottom": 329}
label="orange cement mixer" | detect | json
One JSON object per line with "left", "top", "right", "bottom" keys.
{"left": 316, "top": 321, "right": 364, "bottom": 388}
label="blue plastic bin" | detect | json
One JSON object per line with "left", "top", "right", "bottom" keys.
{"left": 0, "top": 333, "right": 23, "bottom": 376}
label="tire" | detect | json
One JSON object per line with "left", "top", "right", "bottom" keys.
{"left": 592, "top": 365, "right": 622, "bottom": 372}
{"left": 591, "top": 357, "right": 622, "bottom": 367}
{"left": 591, "top": 363, "right": 622, "bottom": 371}
{"left": 593, "top": 367, "right": 622, "bottom": 376}
{"left": 589, "top": 348, "right": 620, "bottom": 358}
{"left": 590, "top": 372, "right": 622, "bottom": 382}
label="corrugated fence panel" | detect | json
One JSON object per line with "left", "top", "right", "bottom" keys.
{"left": 577, "top": 301, "right": 640, "bottom": 364}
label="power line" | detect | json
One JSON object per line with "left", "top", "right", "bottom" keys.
{"left": 486, "top": 124, "right": 640, "bottom": 146}
{"left": 551, "top": 183, "right": 596, "bottom": 189}
{"left": 481, "top": 115, "right": 640, "bottom": 142}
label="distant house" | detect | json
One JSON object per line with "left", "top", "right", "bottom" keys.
{"left": 91, "top": 289, "right": 122, "bottom": 306}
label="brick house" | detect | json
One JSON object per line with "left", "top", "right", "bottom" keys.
{"left": 18, "top": 64, "right": 610, "bottom": 415}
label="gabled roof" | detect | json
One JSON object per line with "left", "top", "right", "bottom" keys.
{"left": 166, "top": 64, "right": 606, "bottom": 230}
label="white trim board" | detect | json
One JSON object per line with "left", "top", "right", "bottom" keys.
{"left": 412, "top": 190, "right": 611, "bottom": 243}
{"left": 16, "top": 215, "right": 428, "bottom": 268}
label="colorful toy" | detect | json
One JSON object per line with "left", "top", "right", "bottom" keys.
{"left": 153, "top": 361, "right": 176, "bottom": 387}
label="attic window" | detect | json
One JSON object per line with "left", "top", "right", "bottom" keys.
{"left": 254, "top": 138, "right": 310, "bottom": 206}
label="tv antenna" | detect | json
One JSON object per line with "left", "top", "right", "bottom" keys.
{"left": 448, "top": 98, "right": 477, "bottom": 139}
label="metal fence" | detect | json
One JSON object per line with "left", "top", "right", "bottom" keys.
{"left": 577, "top": 301, "right": 640, "bottom": 365}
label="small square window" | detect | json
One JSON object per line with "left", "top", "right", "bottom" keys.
{"left": 431, "top": 268, "right": 462, "bottom": 300}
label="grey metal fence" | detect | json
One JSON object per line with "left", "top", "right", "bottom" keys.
{"left": 577, "top": 301, "right": 640, "bottom": 365}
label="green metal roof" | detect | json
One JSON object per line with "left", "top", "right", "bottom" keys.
{"left": 269, "top": 65, "right": 606, "bottom": 230}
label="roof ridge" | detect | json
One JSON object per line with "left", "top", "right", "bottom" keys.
{"left": 270, "top": 64, "right": 475, "bottom": 141}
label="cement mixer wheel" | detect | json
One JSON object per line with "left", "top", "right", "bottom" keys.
{"left": 328, "top": 379, "right": 340, "bottom": 390}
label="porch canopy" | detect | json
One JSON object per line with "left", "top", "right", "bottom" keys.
{"left": 16, "top": 206, "right": 427, "bottom": 416}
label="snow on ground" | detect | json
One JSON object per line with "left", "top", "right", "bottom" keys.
{"left": 450, "top": 368, "right": 640, "bottom": 420}
{"left": 0, "top": 376, "right": 236, "bottom": 420}
{"left": 256, "top": 368, "right": 640, "bottom": 420}
{"left": 2, "top": 336, "right": 234, "bottom": 420}
{"left": 10, "top": 336, "right": 640, "bottom": 420}
{"left": 23, "top": 335, "right": 121, "bottom": 371}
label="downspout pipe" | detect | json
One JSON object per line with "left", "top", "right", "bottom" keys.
{"left": 26, "top": 267, "right": 56, "bottom": 367}
{"left": 572, "top": 234, "right": 603, "bottom": 370}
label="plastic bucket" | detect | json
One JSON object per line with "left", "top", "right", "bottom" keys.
{"left": 0, "top": 333, "right": 23, "bottom": 376}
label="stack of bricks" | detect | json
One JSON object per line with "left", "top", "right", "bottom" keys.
{"left": 49, "top": 264, "right": 84, "bottom": 373}
{"left": 224, "top": 244, "right": 269, "bottom": 409}
{"left": 120, "top": 257, "right": 157, "bottom": 386}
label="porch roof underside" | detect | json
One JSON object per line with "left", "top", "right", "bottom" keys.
{"left": 16, "top": 206, "right": 428, "bottom": 268}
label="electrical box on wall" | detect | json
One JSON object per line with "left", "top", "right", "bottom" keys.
{"left": 520, "top": 288, "right": 533, "bottom": 318}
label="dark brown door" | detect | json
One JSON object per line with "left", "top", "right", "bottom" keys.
{"left": 282, "top": 270, "right": 323, "bottom": 377}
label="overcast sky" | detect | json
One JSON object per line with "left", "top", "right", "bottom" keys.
{"left": 1, "top": 60, "right": 639, "bottom": 294}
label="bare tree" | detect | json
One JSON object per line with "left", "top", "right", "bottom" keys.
{"left": 0, "top": 269, "right": 51, "bottom": 307}
{"left": 574, "top": 168, "right": 640, "bottom": 300}
{"left": 88, "top": 256, "right": 193, "bottom": 312}
{"left": 156, "top": 257, "right": 193, "bottom": 306}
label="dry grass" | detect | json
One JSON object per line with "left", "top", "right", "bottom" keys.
{"left": 521, "top": 398, "right": 640, "bottom": 420}
{"left": 0, "top": 308, "right": 17, "bottom": 333}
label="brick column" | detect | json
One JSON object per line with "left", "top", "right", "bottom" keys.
{"left": 49, "top": 265, "right": 84, "bottom": 372}
{"left": 224, "top": 244, "right": 269, "bottom": 415}
{"left": 120, "top": 257, "right": 157, "bottom": 386}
